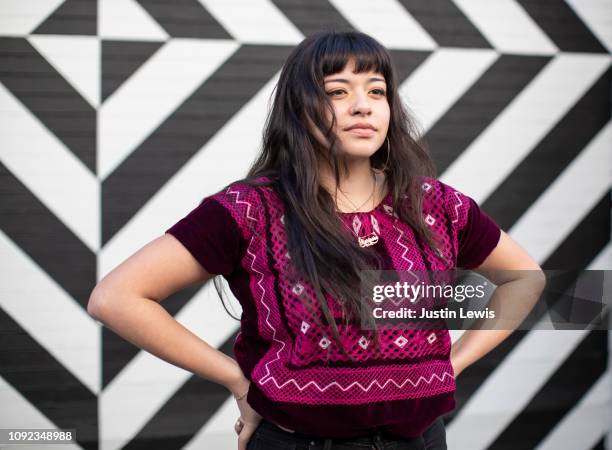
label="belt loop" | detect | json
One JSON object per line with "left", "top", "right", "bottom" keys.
{"left": 372, "top": 430, "right": 385, "bottom": 450}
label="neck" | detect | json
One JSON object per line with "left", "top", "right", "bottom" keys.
{"left": 319, "top": 158, "right": 381, "bottom": 212}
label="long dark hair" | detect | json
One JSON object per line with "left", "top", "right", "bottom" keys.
{"left": 216, "top": 31, "right": 447, "bottom": 360}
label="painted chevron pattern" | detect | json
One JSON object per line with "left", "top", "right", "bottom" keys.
{"left": 0, "top": 0, "right": 610, "bottom": 449}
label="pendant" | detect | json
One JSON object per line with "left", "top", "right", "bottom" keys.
{"left": 358, "top": 233, "right": 379, "bottom": 247}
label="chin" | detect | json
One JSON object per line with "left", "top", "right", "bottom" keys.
{"left": 341, "top": 143, "right": 382, "bottom": 160}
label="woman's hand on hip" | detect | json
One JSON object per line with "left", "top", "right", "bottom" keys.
{"left": 234, "top": 381, "right": 262, "bottom": 450}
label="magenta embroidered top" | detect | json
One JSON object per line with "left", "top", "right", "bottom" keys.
{"left": 164, "top": 176, "right": 501, "bottom": 438}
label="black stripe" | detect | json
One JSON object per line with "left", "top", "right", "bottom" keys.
{"left": 102, "top": 40, "right": 164, "bottom": 102}
{"left": 591, "top": 436, "right": 606, "bottom": 450}
{"left": 429, "top": 54, "right": 550, "bottom": 173}
{"left": 0, "top": 162, "right": 96, "bottom": 311}
{"left": 489, "top": 328, "right": 608, "bottom": 449}
{"left": 0, "top": 37, "right": 96, "bottom": 173}
{"left": 518, "top": 0, "right": 608, "bottom": 53}
{"left": 446, "top": 194, "right": 610, "bottom": 424}
{"left": 270, "top": 0, "right": 354, "bottom": 37}
{"left": 0, "top": 307, "right": 98, "bottom": 450}
{"left": 102, "top": 285, "right": 202, "bottom": 388}
{"left": 388, "top": 50, "right": 431, "bottom": 84}
{"left": 543, "top": 190, "right": 611, "bottom": 271}
{"left": 483, "top": 67, "right": 612, "bottom": 231}
{"left": 122, "top": 330, "right": 240, "bottom": 449}
{"left": 397, "top": 0, "right": 491, "bottom": 48}
{"left": 33, "top": 0, "right": 96, "bottom": 36}
{"left": 135, "top": 0, "right": 231, "bottom": 39}
{"left": 102, "top": 44, "right": 293, "bottom": 244}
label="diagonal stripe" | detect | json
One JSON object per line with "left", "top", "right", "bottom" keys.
{"left": 452, "top": 0, "right": 558, "bottom": 55}
{"left": 136, "top": 0, "right": 231, "bottom": 39}
{"left": 0, "top": 0, "right": 65, "bottom": 35}
{"left": 0, "top": 376, "right": 84, "bottom": 449}
{"left": 28, "top": 35, "right": 101, "bottom": 108}
{"left": 0, "top": 83, "right": 100, "bottom": 251}
{"left": 327, "top": 0, "right": 437, "bottom": 50}
{"left": 0, "top": 230, "right": 100, "bottom": 394}
{"left": 101, "top": 40, "right": 163, "bottom": 103}
{"left": 0, "top": 37, "right": 96, "bottom": 173}
{"left": 122, "top": 332, "right": 239, "bottom": 450}
{"left": 99, "top": 0, "right": 169, "bottom": 41}
{"left": 0, "top": 307, "right": 98, "bottom": 449}
{"left": 518, "top": 0, "right": 609, "bottom": 53}
{"left": 483, "top": 67, "right": 611, "bottom": 231}
{"left": 536, "top": 370, "right": 611, "bottom": 450}
{"left": 489, "top": 330, "right": 608, "bottom": 449}
{"left": 101, "top": 44, "right": 292, "bottom": 245}
{"left": 510, "top": 121, "right": 611, "bottom": 264}
{"left": 388, "top": 49, "right": 432, "bottom": 84}
{"left": 429, "top": 54, "right": 550, "bottom": 173}
{"left": 447, "top": 205, "right": 610, "bottom": 447}
{"left": 399, "top": 48, "right": 498, "bottom": 132}
{"left": 99, "top": 283, "right": 240, "bottom": 450}
{"left": 33, "top": 0, "right": 97, "bottom": 36}
{"left": 198, "top": 0, "right": 303, "bottom": 45}
{"left": 98, "top": 39, "right": 239, "bottom": 179}
{"left": 397, "top": 0, "right": 491, "bottom": 48}
{"left": 102, "top": 285, "right": 201, "bottom": 388}
{"left": 269, "top": 0, "right": 354, "bottom": 37}
{"left": 0, "top": 162, "right": 97, "bottom": 310}
{"left": 565, "top": 0, "right": 612, "bottom": 53}
{"left": 99, "top": 69, "right": 281, "bottom": 278}
{"left": 440, "top": 54, "right": 610, "bottom": 204}
{"left": 182, "top": 394, "right": 239, "bottom": 450}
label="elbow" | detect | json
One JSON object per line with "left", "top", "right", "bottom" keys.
{"left": 87, "top": 285, "right": 109, "bottom": 321}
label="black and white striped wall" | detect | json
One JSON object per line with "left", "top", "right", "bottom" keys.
{"left": 0, "top": 1, "right": 610, "bottom": 449}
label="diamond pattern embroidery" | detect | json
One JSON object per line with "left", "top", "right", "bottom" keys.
{"left": 370, "top": 214, "right": 380, "bottom": 234}
{"left": 425, "top": 214, "right": 435, "bottom": 226}
{"left": 300, "top": 321, "right": 310, "bottom": 334}
{"left": 427, "top": 332, "right": 437, "bottom": 344}
{"left": 394, "top": 335, "right": 408, "bottom": 348}
{"left": 422, "top": 182, "right": 432, "bottom": 192}
{"left": 319, "top": 336, "right": 331, "bottom": 349}
{"left": 292, "top": 283, "right": 304, "bottom": 295}
{"left": 358, "top": 336, "right": 369, "bottom": 349}
{"left": 280, "top": 215, "right": 284, "bottom": 224}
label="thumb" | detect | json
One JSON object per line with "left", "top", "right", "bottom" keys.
{"left": 237, "top": 421, "right": 258, "bottom": 450}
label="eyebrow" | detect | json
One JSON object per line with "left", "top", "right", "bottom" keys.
{"left": 324, "top": 77, "right": 386, "bottom": 84}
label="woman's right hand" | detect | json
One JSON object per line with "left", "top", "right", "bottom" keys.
{"left": 234, "top": 382, "right": 263, "bottom": 450}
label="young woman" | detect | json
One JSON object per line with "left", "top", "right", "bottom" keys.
{"left": 88, "top": 31, "right": 543, "bottom": 450}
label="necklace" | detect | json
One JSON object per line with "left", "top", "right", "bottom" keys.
{"left": 336, "top": 169, "right": 377, "bottom": 213}
{"left": 336, "top": 169, "right": 381, "bottom": 248}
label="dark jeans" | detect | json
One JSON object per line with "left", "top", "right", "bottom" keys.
{"left": 246, "top": 416, "right": 447, "bottom": 450}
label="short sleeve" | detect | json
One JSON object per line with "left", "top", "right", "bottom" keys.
{"left": 165, "top": 197, "right": 243, "bottom": 276}
{"left": 436, "top": 180, "right": 501, "bottom": 269}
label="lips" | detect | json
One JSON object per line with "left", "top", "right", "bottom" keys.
{"left": 345, "top": 123, "right": 376, "bottom": 131}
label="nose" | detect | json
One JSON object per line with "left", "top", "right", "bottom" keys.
{"left": 350, "top": 92, "right": 372, "bottom": 115}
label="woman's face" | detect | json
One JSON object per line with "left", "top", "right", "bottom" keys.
{"left": 321, "top": 58, "right": 390, "bottom": 161}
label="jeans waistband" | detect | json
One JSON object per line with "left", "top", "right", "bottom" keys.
{"left": 257, "top": 419, "right": 423, "bottom": 450}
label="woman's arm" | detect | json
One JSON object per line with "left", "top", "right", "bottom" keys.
{"left": 87, "top": 234, "right": 250, "bottom": 397}
{"left": 450, "top": 230, "right": 547, "bottom": 377}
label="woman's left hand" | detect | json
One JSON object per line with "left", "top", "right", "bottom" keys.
{"left": 234, "top": 382, "right": 263, "bottom": 450}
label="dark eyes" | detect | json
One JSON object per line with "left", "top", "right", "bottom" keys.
{"left": 326, "top": 88, "right": 386, "bottom": 97}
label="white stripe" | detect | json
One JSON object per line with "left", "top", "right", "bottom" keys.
{"left": 0, "top": 0, "right": 64, "bottom": 35}
{"left": 0, "top": 83, "right": 100, "bottom": 252}
{"left": 0, "top": 377, "right": 83, "bottom": 449}
{"left": 565, "top": 0, "right": 612, "bottom": 53}
{"left": 28, "top": 35, "right": 100, "bottom": 108}
{"left": 447, "top": 241, "right": 610, "bottom": 449}
{"left": 100, "top": 282, "right": 240, "bottom": 450}
{"left": 452, "top": 0, "right": 558, "bottom": 55}
{"left": 0, "top": 230, "right": 100, "bottom": 395}
{"left": 536, "top": 371, "right": 611, "bottom": 450}
{"left": 99, "top": 70, "right": 279, "bottom": 277}
{"left": 99, "top": 0, "right": 168, "bottom": 41}
{"left": 98, "top": 39, "right": 238, "bottom": 179}
{"left": 399, "top": 48, "right": 498, "bottom": 132}
{"left": 197, "top": 0, "right": 303, "bottom": 45}
{"left": 441, "top": 54, "right": 610, "bottom": 205}
{"left": 510, "top": 120, "right": 611, "bottom": 264}
{"left": 327, "top": 0, "right": 437, "bottom": 50}
{"left": 182, "top": 396, "right": 237, "bottom": 450}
